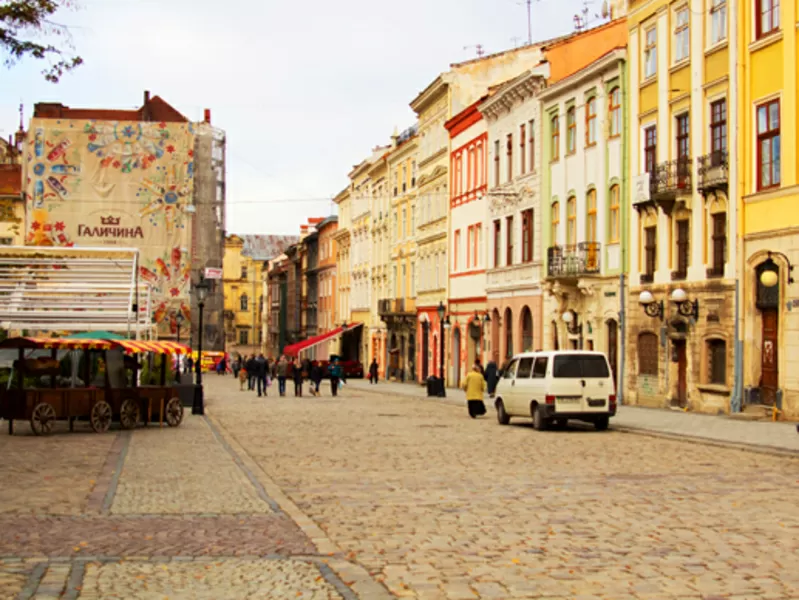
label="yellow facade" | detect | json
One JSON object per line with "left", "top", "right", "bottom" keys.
{"left": 349, "top": 157, "right": 375, "bottom": 365}
{"left": 626, "top": 0, "right": 736, "bottom": 414}
{"left": 332, "top": 186, "right": 353, "bottom": 359}
{"left": 223, "top": 235, "right": 265, "bottom": 355}
{"left": 740, "top": 0, "right": 799, "bottom": 418}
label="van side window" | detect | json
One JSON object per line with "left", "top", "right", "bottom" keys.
{"left": 503, "top": 360, "right": 518, "bottom": 379}
{"left": 552, "top": 354, "right": 610, "bottom": 378}
{"left": 532, "top": 357, "right": 548, "bottom": 378}
{"left": 516, "top": 357, "right": 534, "bottom": 378}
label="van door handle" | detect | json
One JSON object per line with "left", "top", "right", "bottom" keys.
{"left": 581, "top": 379, "right": 586, "bottom": 387}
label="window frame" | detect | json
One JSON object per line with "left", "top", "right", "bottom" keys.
{"left": 710, "top": 0, "right": 727, "bottom": 44}
{"left": 707, "top": 338, "right": 727, "bottom": 385}
{"left": 644, "top": 125, "right": 657, "bottom": 174}
{"left": 711, "top": 212, "right": 726, "bottom": 276}
{"left": 644, "top": 225, "right": 657, "bottom": 279}
{"left": 638, "top": 332, "right": 659, "bottom": 376}
{"left": 453, "top": 229, "right": 460, "bottom": 271}
{"left": 239, "top": 329, "right": 249, "bottom": 346}
{"left": 710, "top": 99, "right": 727, "bottom": 157}
{"left": 240, "top": 294, "right": 249, "bottom": 312}
{"left": 551, "top": 201, "right": 560, "bottom": 245}
{"left": 755, "top": 0, "right": 780, "bottom": 39}
{"left": 494, "top": 139, "right": 501, "bottom": 186}
{"left": 506, "top": 215, "right": 514, "bottom": 266}
{"left": 506, "top": 133, "right": 513, "bottom": 181}
{"left": 644, "top": 27, "right": 657, "bottom": 79}
{"left": 675, "top": 218, "right": 690, "bottom": 279}
{"left": 586, "top": 189, "right": 597, "bottom": 243}
{"left": 585, "top": 97, "right": 597, "bottom": 147}
{"left": 756, "top": 99, "right": 780, "bottom": 191}
{"left": 566, "top": 196, "right": 577, "bottom": 246}
{"left": 528, "top": 119, "right": 535, "bottom": 172}
{"left": 551, "top": 115, "right": 560, "bottom": 161}
{"left": 493, "top": 219, "right": 501, "bottom": 268}
{"left": 673, "top": 6, "right": 690, "bottom": 63}
{"left": 609, "top": 88, "right": 621, "bottom": 138}
{"left": 566, "top": 107, "right": 577, "bottom": 155}
{"left": 519, "top": 123, "right": 527, "bottom": 175}
{"left": 521, "top": 208, "right": 534, "bottom": 263}
{"left": 609, "top": 185, "right": 620, "bottom": 243}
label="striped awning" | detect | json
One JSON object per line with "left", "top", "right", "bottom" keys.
{"left": 111, "top": 340, "right": 191, "bottom": 355}
{"left": 0, "top": 337, "right": 114, "bottom": 350}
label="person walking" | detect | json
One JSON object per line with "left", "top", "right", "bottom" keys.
{"left": 275, "top": 355, "right": 288, "bottom": 397}
{"left": 292, "top": 358, "right": 304, "bottom": 396}
{"left": 255, "top": 353, "right": 268, "bottom": 397}
{"left": 328, "top": 358, "right": 343, "bottom": 397}
{"left": 368, "top": 359, "right": 379, "bottom": 384}
{"left": 309, "top": 360, "right": 323, "bottom": 396}
{"left": 238, "top": 363, "right": 248, "bottom": 391}
{"left": 485, "top": 355, "right": 499, "bottom": 397}
{"left": 245, "top": 355, "right": 256, "bottom": 390}
{"left": 462, "top": 364, "right": 487, "bottom": 418}
{"left": 232, "top": 355, "right": 241, "bottom": 379}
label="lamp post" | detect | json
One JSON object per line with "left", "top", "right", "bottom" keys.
{"left": 175, "top": 312, "right": 184, "bottom": 381}
{"left": 437, "top": 301, "right": 450, "bottom": 397}
{"left": 561, "top": 310, "right": 583, "bottom": 349}
{"left": 192, "top": 274, "right": 210, "bottom": 415}
{"left": 759, "top": 251, "right": 795, "bottom": 288}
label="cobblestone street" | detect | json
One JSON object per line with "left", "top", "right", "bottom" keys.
{"left": 0, "top": 376, "right": 797, "bottom": 598}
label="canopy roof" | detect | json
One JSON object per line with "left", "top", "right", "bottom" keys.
{"left": 283, "top": 323, "right": 363, "bottom": 357}
{"left": 0, "top": 337, "right": 190, "bottom": 355}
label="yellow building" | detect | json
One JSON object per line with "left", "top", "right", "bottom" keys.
{"left": 332, "top": 186, "right": 355, "bottom": 359}
{"left": 379, "top": 126, "right": 419, "bottom": 381}
{"left": 740, "top": 0, "right": 799, "bottom": 418}
{"left": 0, "top": 165, "right": 24, "bottom": 246}
{"left": 223, "top": 235, "right": 265, "bottom": 356}
{"left": 626, "top": 0, "right": 736, "bottom": 413}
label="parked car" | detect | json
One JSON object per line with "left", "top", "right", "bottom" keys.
{"left": 493, "top": 350, "right": 616, "bottom": 431}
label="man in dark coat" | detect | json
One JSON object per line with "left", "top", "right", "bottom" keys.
{"left": 368, "top": 359, "right": 379, "bottom": 384}
{"left": 485, "top": 356, "right": 499, "bottom": 397}
{"left": 245, "top": 355, "right": 257, "bottom": 390}
{"left": 255, "top": 354, "right": 268, "bottom": 397}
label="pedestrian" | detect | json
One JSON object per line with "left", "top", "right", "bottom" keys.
{"left": 485, "top": 355, "right": 499, "bottom": 397}
{"left": 232, "top": 355, "right": 241, "bottom": 379}
{"left": 328, "top": 358, "right": 343, "bottom": 397}
{"left": 369, "top": 358, "right": 379, "bottom": 384}
{"left": 239, "top": 365, "right": 248, "bottom": 391}
{"left": 255, "top": 353, "right": 268, "bottom": 397}
{"left": 245, "top": 355, "right": 256, "bottom": 390}
{"left": 462, "top": 364, "right": 487, "bottom": 418}
{"left": 474, "top": 357, "right": 485, "bottom": 376}
{"left": 292, "top": 358, "right": 304, "bottom": 396}
{"left": 276, "top": 355, "right": 288, "bottom": 396}
{"left": 186, "top": 355, "right": 194, "bottom": 373}
{"left": 310, "top": 360, "right": 323, "bottom": 396}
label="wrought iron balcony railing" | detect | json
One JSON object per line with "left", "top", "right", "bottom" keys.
{"left": 650, "top": 158, "right": 692, "bottom": 200}
{"left": 547, "top": 242, "right": 601, "bottom": 278}
{"left": 697, "top": 150, "right": 728, "bottom": 193}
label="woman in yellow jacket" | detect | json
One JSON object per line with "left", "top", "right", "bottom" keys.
{"left": 462, "top": 364, "right": 487, "bottom": 418}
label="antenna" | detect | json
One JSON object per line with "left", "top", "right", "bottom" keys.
{"left": 463, "top": 44, "right": 485, "bottom": 58}
{"left": 526, "top": 0, "right": 532, "bottom": 45}
{"left": 510, "top": 36, "right": 523, "bottom": 48}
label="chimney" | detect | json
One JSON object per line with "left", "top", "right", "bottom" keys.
{"left": 204, "top": 109, "right": 211, "bottom": 124}
{"left": 144, "top": 90, "right": 150, "bottom": 105}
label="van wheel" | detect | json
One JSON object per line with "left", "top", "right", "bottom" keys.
{"left": 532, "top": 406, "right": 548, "bottom": 431}
{"left": 496, "top": 401, "right": 510, "bottom": 425}
{"left": 594, "top": 416, "right": 610, "bottom": 431}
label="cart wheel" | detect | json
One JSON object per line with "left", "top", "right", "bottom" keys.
{"left": 90, "top": 400, "right": 112, "bottom": 433}
{"left": 165, "top": 397, "right": 184, "bottom": 427}
{"left": 30, "top": 402, "right": 56, "bottom": 436}
{"left": 119, "top": 398, "right": 140, "bottom": 430}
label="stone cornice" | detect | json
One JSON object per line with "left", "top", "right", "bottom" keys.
{"left": 538, "top": 48, "right": 626, "bottom": 103}
{"left": 480, "top": 69, "right": 548, "bottom": 122}
{"left": 410, "top": 74, "right": 450, "bottom": 115}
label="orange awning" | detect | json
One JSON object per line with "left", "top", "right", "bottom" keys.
{"left": 111, "top": 340, "right": 191, "bottom": 355}
{"left": 0, "top": 337, "right": 114, "bottom": 351}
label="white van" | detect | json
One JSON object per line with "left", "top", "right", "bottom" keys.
{"left": 493, "top": 350, "right": 617, "bottom": 431}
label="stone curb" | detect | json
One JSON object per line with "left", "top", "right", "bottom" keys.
{"left": 204, "top": 410, "right": 394, "bottom": 600}
{"left": 349, "top": 384, "right": 799, "bottom": 459}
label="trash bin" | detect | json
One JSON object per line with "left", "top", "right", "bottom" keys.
{"left": 426, "top": 376, "right": 437, "bottom": 397}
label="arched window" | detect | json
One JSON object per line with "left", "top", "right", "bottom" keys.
{"left": 504, "top": 307, "right": 513, "bottom": 359}
{"left": 585, "top": 97, "right": 597, "bottom": 146}
{"left": 551, "top": 115, "right": 560, "bottom": 160}
{"left": 551, "top": 201, "right": 560, "bottom": 244}
{"left": 586, "top": 189, "right": 597, "bottom": 242}
{"left": 637, "top": 332, "right": 658, "bottom": 375}
{"left": 609, "top": 87, "right": 621, "bottom": 137}
{"left": 609, "top": 184, "right": 620, "bottom": 243}
{"left": 240, "top": 294, "right": 249, "bottom": 311}
{"left": 567, "top": 196, "right": 577, "bottom": 246}
{"left": 521, "top": 307, "right": 533, "bottom": 352}
{"left": 566, "top": 107, "right": 576, "bottom": 154}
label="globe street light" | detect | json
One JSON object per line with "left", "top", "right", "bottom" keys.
{"left": 639, "top": 290, "right": 664, "bottom": 320}
{"left": 437, "top": 301, "right": 449, "bottom": 397}
{"left": 192, "top": 274, "right": 210, "bottom": 415}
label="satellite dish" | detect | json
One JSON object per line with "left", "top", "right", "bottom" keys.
{"left": 601, "top": 0, "right": 609, "bottom": 17}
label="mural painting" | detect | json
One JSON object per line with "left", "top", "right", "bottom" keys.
{"left": 23, "top": 118, "right": 196, "bottom": 336}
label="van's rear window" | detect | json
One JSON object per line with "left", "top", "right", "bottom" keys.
{"left": 552, "top": 354, "right": 610, "bottom": 378}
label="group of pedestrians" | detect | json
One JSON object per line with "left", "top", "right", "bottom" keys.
{"left": 230, "top": 354, "right": 346, "bottom": 398}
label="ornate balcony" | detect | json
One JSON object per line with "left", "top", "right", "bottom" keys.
{"left": 697, "top": 151, "right": 728, "bottom": 194}
{"left": 547, "top": 243, "right": 601, "bottom": 278}
{"left": 378, "top": 298, "right": 416, "bottom": 329}
{"left": 650, "top": 159, "right": 692, "bottom": 212}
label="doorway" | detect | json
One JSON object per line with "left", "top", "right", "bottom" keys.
{"left": 408, "top": 333, "right": 416, "bottom": 382}
{"left": 607, "top": 319, "right": 618, "bottom": 392}
{"left": 453, "top": 328, "right": 462, "bottom": 387}
{"left": 760, "top": 308, "right": 778, "bottom": 405}
{"left": 421, "top": 322, "right": 429, "bottom": 380}
{"left": 674, "top": 339, "right": 687, "bottom": 408}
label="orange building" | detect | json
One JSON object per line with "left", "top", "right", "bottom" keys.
{"left": 316, "top": 216, "right": 339, "bottom": 358}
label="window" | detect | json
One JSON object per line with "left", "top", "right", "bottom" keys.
{"left": 494, "top": 139, "right": 500, "bottom": 185}
{"left": 401, "top": 208, "right": 407, "bottom": 238}
{"left": 519, "top": 124, "right": 527, "bottom": 175}
{"left": 240, "top": 294, "right": 249, "bottom": 311}
{"left": 466, "top": 226, "right": 473, "bottom": 269}
{"left": 609, "top": 185, "right": 620, "bottom": 243}
{"left": 552, "top": 354, "right": 610, "bottom": 378}
{"left": 755, "top": 0, "right": 779, "bottom": 38}
{"left": 644, "top": 27, "right": 657, "bottom": 79}
{"left": 707, "top": 339, "right": 726, "bottom": 385}
{"left": 551, "top": 115, "right": 560, "bottom": 160}
{"left": 528, "top": 119, "right": 535, "bottom": 172}
{"left": 411, "top": 160, "right": 417, "bottom": 187}
{"left": 493, "top": 219, "right": 501, "bottom": 267}
{"left": 0, "top": 237, "right": 12, "bottom": 246}
{"left": 638, "top": 332, "right": 659, "bottom": 375}
{"left": 566, "top": 196, "right": 577, "bottom": 246}
{"left": 710, "top": 0, "right": 727, "bottom": 44}
{"left": 644, "top": 225, "right": 657, "bottom": 280}
{"left": 522, "top": 209, "right": 534, "bottom": 263}
{"left": 566, "top": 107, "right": 576, "bottom": 154}
{"left": 674, "top": 7, "right": 690, "bottom": 63}
{"left": 454, "top": 229, "right": 460, "bottom": 270}
{"left": 506, "top": 133, "right": 513, "bottom": 181}
{"left": 710, "top": 99, "right": 727, "bottom": 159}
{"left": 710, "top": 212, "right": 726, "bottom": 276}
{"left": 516, "top": 357, "right": 534, "bottom": 378}
{"left": 532, "top": 357, "right": 548, "bottom": 378}
{"left": 586, "top": 189, "right": 597, "bottom": 243}
{"left": 473, "top": 224, "right": 480, "bottom": 267}
{"left": 609, "top": 88, "right": 621, "bottom": 137}
{"left": 757, "top": 99, "right": 780, "bottom": 190}
{"left": 476, "top": 143, "right": 483, "bottom": 187}
{"left": 506, "top": 215, "right": 514, "bottom": 265}
{"left": 676, "top": 113, "right": 690, "bottom": 186}
{"left": 239, "top": 329, "right": 249, "bottom": 345}
{"left": 401, "top": 264, "right": 407, "bottom": 298}
{"left": 241, "top": 265, "right": 248, "bottom": 279}
{"left": 675, "top": 219, "right": 689, "bottom": 279}
{"left": 586, "top": 97, "right": 597, "bottom": 146}
{"left": 551, "top": 201, "right": 560, "bottom": 244}
{"left": 644, "top": 126, "right": 657, "bottom": 174}
{"left": 503, "top": 359, "right": 518, "bottom": 379}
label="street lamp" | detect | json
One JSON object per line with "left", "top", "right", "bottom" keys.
{"left": 561, "top": 310, "right": 583, "bottom": 349}
{"left": 759, "top": 251, "right": 795, "bottom": 287}
{"left": 192, "top": 274, "right": 211, "bottom": 415}
{"left": 639, "top": 290, "right": 664, "bottom": 320}
{"left": 670, "top": 287, "right": 699, "bottom": 319}
{"left": 437, "top": 301, "right": 450, "bottom": 397}
{"left": 175, "top": 312, "right": 184, "bottom": 380}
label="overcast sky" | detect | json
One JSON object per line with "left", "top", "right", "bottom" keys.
{"left": 1, "top": 0, "right": 591, "bottom": 235}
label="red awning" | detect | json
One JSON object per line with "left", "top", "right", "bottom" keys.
{"left": 282, "top": 322, "right": 362, "bottom": 357}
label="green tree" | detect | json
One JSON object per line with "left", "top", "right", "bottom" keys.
{"left": 1, "top": 0, "right": 83, "bottom": 82}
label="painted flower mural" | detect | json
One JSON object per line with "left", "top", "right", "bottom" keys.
{"left": 139, "top": 246, "right": 192, "bottom": 327}
{"left": 138, "top": 161, "right": 193, "bottom": 234}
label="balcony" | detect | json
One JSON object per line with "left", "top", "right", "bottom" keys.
{"left": 378, "top": 298, "right": 416, "bottom": 320}
{"left": 650, "top": 159, "right": 692, "bottom": 213}
{"left": 697, "top": 151, "right": 728, "bottom": 194}
{"left": 547, "top": 243, "right": 601, "bottom": 278}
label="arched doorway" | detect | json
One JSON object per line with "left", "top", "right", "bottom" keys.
{"left": 520, "top": 306, "right": 533, "bottom": 352}
{"left": 756, "top": 259, "right": 780, "bottom": 405}
{"left": 399, "top": 336, "right": 406, "bottom": 381}
{"left": 467, "top": 318, "right": 481, "bottom": 369}
{"left": 453, "top": 327, "right": 462, "bottom": 387}
{"left": 389, "top": 333, "right": 398, "bottom": 378}
{"left": 504, "top": 307, "right": 513, "bottom": 360}
{"left": 491, "top": 309, "right": 500, "bottom": 362}
{"left": 421, "top": 321, "right": 429, "bottom": 380}
{"left": 408, "top": 333, "right": 416, "bottom": 381}
{"left": 607, "top": 319, "right": 618, "bottom": 391}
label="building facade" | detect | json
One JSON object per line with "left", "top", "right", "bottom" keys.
{"left": 316, "top": 216, "right": 338, "bottom": 360}
{"left": 739, "top": 0, "right": 798, "bottom": 418}
{"left": 381, "top": 126, "right": 419, "bottom": 381}
{"left": 0, "top": 165, "right": 23, "bottom": 246}
{"left": 367, "top": 152, "right": 390, "bottom": 377}
{"left": 333, "top": 187, "right": 356, "bottom": 360}
{"left": 480, "top": 66, "right": 549, "bottom": 367}
{"left": 222, "top": 235, "right": 263, "bottom": 355}
{"left": 626, "top": 0, "right": 735, "bottom": 413}
{"left": 446, "top": 100, "right": 489, "bottom": 387}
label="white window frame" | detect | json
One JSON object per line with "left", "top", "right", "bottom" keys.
{"left": 709, "top": 0, "right": 727, "bottom": 45}
{"left": 673, "top": 6, "right": 690, "bottom": 64}
{"left": 643, "top": 26, "right": 657, "bottom": 79}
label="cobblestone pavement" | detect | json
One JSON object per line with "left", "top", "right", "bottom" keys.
{"left": 208, "top": 378, "right": 799, "bottom": 600}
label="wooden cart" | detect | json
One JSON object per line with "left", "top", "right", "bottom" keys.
{"left": 0, "top": 337, "right": 190, "bottom": 435}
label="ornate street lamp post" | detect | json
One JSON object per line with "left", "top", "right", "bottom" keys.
{"left": 437, "top": 301, "right": 450, "bottom": 397}
{"left": 192, "top": 275, "right": 210, "bottom": 415}
{"left": 175, "top": 312, "right": 184, "bottom": 380}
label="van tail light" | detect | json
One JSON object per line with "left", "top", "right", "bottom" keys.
{"left": 609, "top": 394, "right": 617, "bottom": 409}
{"left": 545, "top": 395, "right": 556, "bottom": 405}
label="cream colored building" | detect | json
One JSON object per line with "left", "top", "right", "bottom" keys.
{"left": 368, "top": 151, "right": 390, "bottom": 375}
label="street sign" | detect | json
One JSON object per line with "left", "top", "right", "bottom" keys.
{"left": 204, "top": 267, "right": 223, "bottom": 280}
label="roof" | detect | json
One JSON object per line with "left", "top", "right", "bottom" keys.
{"left": 449, "top": 32, "right": 574, "bottom": 69}
{"left": 0, "top": 165, "right": 21, "bottom": 196}
{"left": 240, "top": 235, "right": 300, "bottom": 260}
{"left": 33, "top": 94, "right": 189, "bottom": 123}
{"left": 543, "top": 19, "right": 627, "bottom": 84}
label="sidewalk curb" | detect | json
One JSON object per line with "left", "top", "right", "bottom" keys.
{"left": 349, "top": 383, "right": 799, "bottom": 459}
